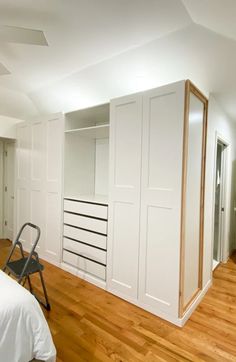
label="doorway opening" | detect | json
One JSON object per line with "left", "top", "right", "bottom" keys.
{"left": 213, "top": 138, "right": 227, "bottom": 270}
{"left": 0, "top": 140, "right": 16, "bottom": 241}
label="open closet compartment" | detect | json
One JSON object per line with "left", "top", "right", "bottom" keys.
{"left": 62, "top": 103, "right": 109, "bottom": 289}
{"left": 64, "top": 103, "right": 109, "bottom": 203}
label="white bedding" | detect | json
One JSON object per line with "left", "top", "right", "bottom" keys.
{"left": 0, "top": 270, "right": 56, "bottom": 362}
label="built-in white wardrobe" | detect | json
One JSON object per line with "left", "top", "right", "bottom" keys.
{"left": 15, "top": 80, "right": 208, "bottom": 326}
{"left": 107, "top": 80, "right": 208, "bottom": 326}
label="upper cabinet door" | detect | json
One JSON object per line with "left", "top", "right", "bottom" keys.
{"left": 138, "top": 81, "right": 185, "bottom": 318}
{"left": 107, "top": 94, "right": 142, "bottom": 301}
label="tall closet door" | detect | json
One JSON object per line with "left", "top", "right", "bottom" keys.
{"left": 16, "top": 122, "right": 31, "bottom": 248}
{"left": 44, "top": 115, "right": 64, "bottom": 264}
{"left": 138, "top": 81, "right": 185, "bottom": 317}
{"left": 16, "top": 114, "right": 63, "bottom": 265}
{"left": 30, "top": 119, "right": 45, "bottom": 254}
{"left": 107, "top": 94, "right": 142, "bottom": 301}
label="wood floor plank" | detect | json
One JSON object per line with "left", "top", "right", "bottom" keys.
{"left": 1, "top": 239, "right": 236, "bottom": 361}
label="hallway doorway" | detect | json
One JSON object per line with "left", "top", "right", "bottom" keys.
{"left": 213, "top": 139, "right": 227, "bottom": 270}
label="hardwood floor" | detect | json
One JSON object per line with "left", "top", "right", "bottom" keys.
{"left": 1, "top": 240, "right": 236, "bottom": 362}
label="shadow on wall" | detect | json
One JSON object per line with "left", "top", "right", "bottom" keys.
{"left": 229, "top": 159, "right": 236, "bottom": 258}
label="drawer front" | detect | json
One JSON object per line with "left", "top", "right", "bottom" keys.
{"left": 64, "top": 225, "right": 107, "bottom": 250}
{"left": 64, "top": 238, "right": 106, "bottom": 265}
{"left": 64, "top": 199, "right": 108, "bottom": 219}
{"left": 64, "top": 212, "right": 107, "bottom": 234}
{"left": 63, "top": 250, "right": 106, "bottom": 280}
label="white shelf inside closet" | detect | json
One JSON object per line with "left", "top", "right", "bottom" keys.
{"left": 65, "top": 124, "right": 109, "bottom": 139}
{"left": 64, "top": 194, "right": 108, "bottom": 205}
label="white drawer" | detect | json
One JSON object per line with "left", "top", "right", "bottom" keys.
{"left": 64, "top": 212, "right": 107, "bottom": 234}
{"left": 63, "top": 250, "right": 106, "bottom": 280}
{"left": 64, "top": 225, "right": 107, "bottom": 250}
{"left": 63, "top": 238, "right": 106, "bottom": 265}
{"left": 64, "top": 199, "right": 108, "bottom": 219}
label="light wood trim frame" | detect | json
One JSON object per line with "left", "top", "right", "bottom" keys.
{"left": 179, "top": 80, "right": 208, "bottom": 317}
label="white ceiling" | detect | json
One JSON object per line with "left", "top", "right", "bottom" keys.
{"left": 0, "top": 0, "right": 236, "bottom": 120}
{"left": 182, "top": 0, "right": 236, "bottom": 41}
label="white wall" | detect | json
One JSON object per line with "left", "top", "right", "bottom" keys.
{"left": 0, "top": 115, "right": 22, "bottom": 139}
{"left": 203, "top": 95, "right": 236, "bottom": 286}
{"left": 29, "top": 24, "right": 213, "bottom": 115}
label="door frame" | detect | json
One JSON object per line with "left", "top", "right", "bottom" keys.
{"left": 3, "top": 140, "right": 16, "bottom": 240}
{"left": 212, "top": 132, "right": 229, "bottom": 266}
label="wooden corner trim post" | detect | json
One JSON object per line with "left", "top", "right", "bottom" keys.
{"left": 179, "top": 80, "right": 208, "bottom": 318}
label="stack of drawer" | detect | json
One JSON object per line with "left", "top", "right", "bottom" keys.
{"left": 63, "top": 198, "right": 108, "bottom": 281}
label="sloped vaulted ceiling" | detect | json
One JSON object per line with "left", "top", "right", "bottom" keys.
{"left": 0, "top": 0, "right": 236, "bottom": 120}
{"left": 182, "top": 0, "right": 236, "bottom": 41}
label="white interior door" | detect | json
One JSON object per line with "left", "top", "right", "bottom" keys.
{"left": 107, "top": 94, "right": 142, "bottom": 301}
{"left": 138, "top": 81, "right": 185, "bottom": 317}
{"left": 4, "top": 141, "right": 15, "bottom": 240}
{"left": 213, "top": 140, "right": 227, "bottom": 266}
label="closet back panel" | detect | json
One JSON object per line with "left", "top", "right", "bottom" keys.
{"left": 64, "top": 133, "right": 95, "bottom": 197}
{"left": 95, "top": 138, "right": 109, "bottom": 196}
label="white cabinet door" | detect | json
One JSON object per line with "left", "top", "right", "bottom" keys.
{"left": 107, "top": 94, "right": 142, "bottom": 301}
{"left": 138, "top": 81, "right": 185, "bottom": 317}
{"left": 44, "top": 115, "right": 64, "bottom": 264}
{"left": 16, "top": 114, "right": 63, "bottom": 265}
{"left": 30, "top": 120, "right": 45, "bottom": 254}
{"left": 16, "top": 122, "right": 31, "bottom": 249}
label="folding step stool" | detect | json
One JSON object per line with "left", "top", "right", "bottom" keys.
{"left": 2, "top": 223, "right": 51, "bottom": 311}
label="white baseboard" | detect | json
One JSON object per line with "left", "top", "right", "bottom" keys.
{"left": 108, "top": 279, "right": 212, "bottom": 327}
{"left": 61, "top": 262, "right": 106, "bottom": 290}
{"left": 21, "top": 244, "right": 61, "bottom": 268}
{"left": 21, "top": 241, "right": 212, "bottom": 328}
{"left": 179, "top": 279, "right": 212, "bottom": 327}
{"left": 107, "top": 288, "right": 183, "bottom": 326}
{"left": 41, "top": 255, "right": 61, "bottom": 268}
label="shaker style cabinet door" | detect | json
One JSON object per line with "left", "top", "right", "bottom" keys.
{"left": 138, "top": 81, "right": 185, "bottom": 317}
{"left": 43, "top": 115, "right": 64, "bottom": 264}
{"left": 16, "top": 114, "right": 63, "bottom": 265}
{"left": 107, "top": 94, "right": 142, "bottom": 301}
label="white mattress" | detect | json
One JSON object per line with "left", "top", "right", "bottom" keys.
{"left": 0, "top": 270, "right": 56, "bottom": 362}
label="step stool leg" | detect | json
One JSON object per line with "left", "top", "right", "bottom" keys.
{"left": 27, "top": 276, "right": 33, "bottom": 293}
{"left": 39, "top": 269, "right": 51, "bottom": 311}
